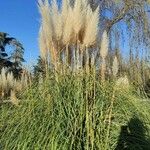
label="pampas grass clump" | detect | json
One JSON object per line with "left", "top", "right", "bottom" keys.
{"left": 38, "top": 0, "right": 100, "bottom": 72}
{"left": 0, "top": 67, "right": 28, "bottom": 99}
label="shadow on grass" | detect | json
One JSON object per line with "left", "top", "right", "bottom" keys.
{"left": 115, "top": 117, "right": 150, "bottom": 150}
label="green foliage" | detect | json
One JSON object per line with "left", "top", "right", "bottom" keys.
{"left": 33, "top": 56, "right": 46, "bottom": 78}
{"left": 0, "top": 73, "right": 150, "bottom": 150}
{"left": 0, "top": 32, "right": 25, "bottom": 78}
{"left": 10, "top": 40, "right": 25, "bottom": 68}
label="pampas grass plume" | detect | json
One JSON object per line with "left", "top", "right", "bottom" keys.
{"left": 51, "top": 0, "right": 63, "bottom": 40}
{"left": 0, "top": 68, "right": 7, "bottom": 90}
{"left": 73, "top": 0, "right": 83, "bottom": 36}
{"left": 38, "top": 0, "right": 53, "bottom": 43}
{"left": 112, "top": 56, "right": 119, "bottom": 77}
{"left": 100, "top": 31, "right": 108, "bottom": 82}
{"left": 100, "top": 31, "right": 109, "bottom": 59}
{"left": 61, "top": 0, "right": 69, "bottom": 23}
{"left": 63, "top": 7, "right": 73, "bottom": 44}
{"left": 54, "top": 13, "right": 63, "bottom": 41}
{"left": 7, "top": 72, "right": 14, "bottom": 88}
{"left": 39, "top": 26, "right": 48, "bottom": 60}
{"left": 83, "top": 5, "right": 99, "bottom": 47}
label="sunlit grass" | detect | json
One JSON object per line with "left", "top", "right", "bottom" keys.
{"left": 0, "top": 72, "right": 150, "bottom": 150}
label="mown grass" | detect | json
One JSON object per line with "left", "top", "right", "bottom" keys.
{"left": 0, "top": 72, "right": 150, "bottom": 150}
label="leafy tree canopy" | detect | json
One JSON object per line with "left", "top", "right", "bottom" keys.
{"left": 0, "top": 32, "right": 25, "bottom": 78}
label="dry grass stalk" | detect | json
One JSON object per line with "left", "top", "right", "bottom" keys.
{"left": 101, "top": 60, "right": 106, "bottom": 82}
{"left": 85, "top": 47, "right": 90, "bottom": 73}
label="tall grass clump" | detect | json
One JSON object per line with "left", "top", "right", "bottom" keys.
{"left": 0, "top": 72, "right": 150, "bottom": 149}
{"left": 0, "top": 67, "right": 28, "bottom": 105}
{"left": 0, "top": 0, "right": 150, "bottom": 150}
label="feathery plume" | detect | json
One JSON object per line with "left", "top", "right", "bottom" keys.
{"left": 112, "top": 56, "right": 119, "bottom": 77}
{"left": 38, "top": 0, "right": 101, "bottom": 72}
{"left": 7, "top": 72, "right": 14, "bottom": 88}
{"left": 54, "top": 13, "right": 63, "bottom": 41}
{"left": 100, "top": 31, "right": 109, "bottom": 82}
{"left": 38, "top": 0, "right": 58, "bottom": 68}
{"left": 51, "top": 0, "right": 58, "bottom": 15}
{"left": 100, "top": 31, "right": 109, "bottom": 59}
{"left": 39, "top": 26, "right": 48, "bottom": 60}
{"left": 83, "top": 5, "right": 99, "bottom": 47}
{"left": 73, "top": 0, "right": 83, "bottom": 36}
{"left": 0, "top": 68, "right": 7, "bottom": 89}
{"left": 38, "top": 0, "right": 53, "bottom": 43}
{"left": 61, "top": 0, "right": 69, "bottom": 23}
{"left": 51, "top": 0, "right": 63, "bottom": 41}
{"left": 63, "top": 7, "right": 73, "bottom": 45}
{"left": 81, "top": 0, "right": 88, "bottom": 8}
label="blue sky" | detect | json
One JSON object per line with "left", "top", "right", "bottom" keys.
{"left": 0, "top": 0, "right": 40, "bottom": 65}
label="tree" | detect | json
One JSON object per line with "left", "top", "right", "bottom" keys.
{"left": 89, "top": 0, "right": 150, "bottom": 85}
{"left": 11, "top": 40, "right": 25, "bottom": 69}
{"left": 34, "top": 56, "right": 46, "bottom": 78}
{"left": 0, "top": 32, "right": 14, "bottom": 69}
{"left": 0, "top": 32, "right": 25, "bottom": 78}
